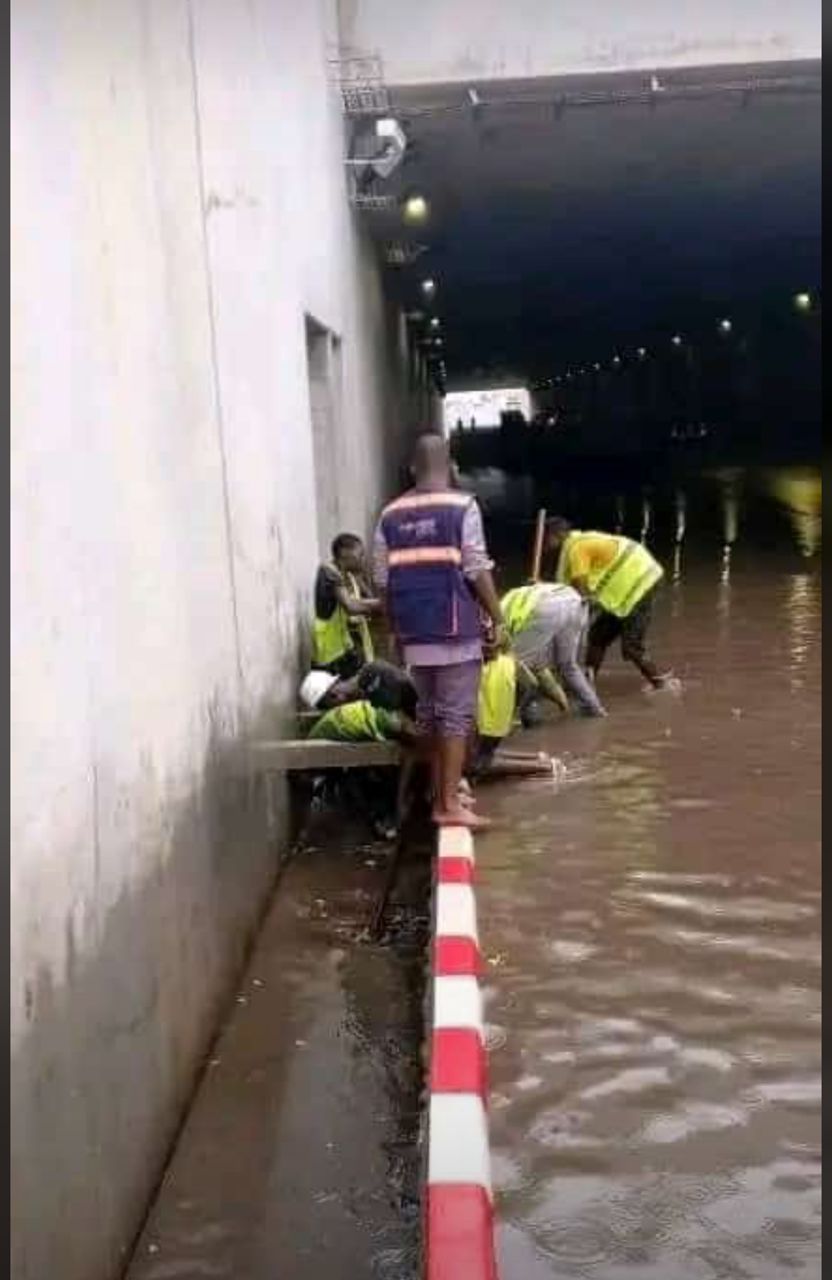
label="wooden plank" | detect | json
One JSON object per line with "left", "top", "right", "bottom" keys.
{"left": 248, "top": 738, "right": 401, "bottom": 772}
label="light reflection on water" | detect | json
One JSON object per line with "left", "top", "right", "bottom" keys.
{"left": 468, "top": 464, "right": 821, "bottom": 1280}
{"left": 762, "top": 468, "right": 822, "bottom": 558}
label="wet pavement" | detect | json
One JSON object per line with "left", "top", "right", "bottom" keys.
{"left": 476, "top": 466, "right": 821, "bottom": 1279}
{"left": 126, "top": 814, "right": 430, "bottom": 1280}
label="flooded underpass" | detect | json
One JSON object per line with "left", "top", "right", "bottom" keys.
{"left": 127, "top": 464, "right": 819, "bottom": 1280}
{"left": 475, "top": 464, "right": 821, "bottom": 1279}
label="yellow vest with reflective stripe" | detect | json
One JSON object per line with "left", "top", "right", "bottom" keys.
{"left": 477, "top": 653, "right": 517, "bottom": 740}
{"left": 308, "top": 700, "right": 393, "bottom": 743}
{"left": 312, "top": 570, "right": 374, "bottom": 667}
{"left": 557, "top": 532, "right": 663, "bottom": 618}
{"left": 501, "top": 582, "right": 570, "bottom": 636}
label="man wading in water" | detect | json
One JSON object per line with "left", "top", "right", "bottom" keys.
{"left": 374, "top": 434, "right": 506, "bottom": 828}
{"left": 545, "top": 517, "right": 677, "bottom": 691}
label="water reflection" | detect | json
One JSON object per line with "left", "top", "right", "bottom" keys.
{"left": 640, "top": 497, "right": 652, "bottom": 544}
{"left": 787, "top": 574, "right": 817, "bottom": 694}
{"left": 762, "top": 468, "right": 822, "bottom": 558}
{"left": 719, "top": 483, "right": 742, "bottom": 549}
{"left": 672, "top": 492, "right": 686, "bottom": 603}
{"left": 717, "top": 545, "right": 733, "bottom": 628}
{"left": 674, "top": 492, "right": 687, "bottom": 545}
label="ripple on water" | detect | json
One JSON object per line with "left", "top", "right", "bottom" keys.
{"left": 744, "top": 1076, "right": 822, "bottom": 1108}
{"left": 580, "top": 1066, "right": 672, "bottom": 1102}
{"left": 549, "top": 939, "right": 599, "bottom": 963}
{"left": 641, "top": 1101, "right": 748, "bottom": 1146}
{"left": 485, "top": 1023, "right": 508, "bottom": 1052}
{"left": 624, "top": 888, "right": 818, "bottom": 926}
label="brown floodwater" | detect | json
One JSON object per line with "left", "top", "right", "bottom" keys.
{"left": 474, "top": 466, "right": 821, "bottom": 1280}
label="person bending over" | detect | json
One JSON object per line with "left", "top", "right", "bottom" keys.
{"left": 501, "top": 581, "right": 606, "bottom": 717}
{"left": 299, "top": 665, "right": 419, "bottom": 839}
{"left": 469, "top": 645, "right": 560, "bottom": 781}
{"left": 545, "top": 518, "right": 675, "bottom": 690}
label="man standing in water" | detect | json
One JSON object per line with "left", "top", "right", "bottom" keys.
{"left": 374, "top": 434, "right": 505, "bottom": 828}
{"left": 545, "top": 517, "right": 675, "bottom": 690}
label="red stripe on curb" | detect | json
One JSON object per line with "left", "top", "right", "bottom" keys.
{"left": 426, "top": 1184, "right": 498, "bottom": 1280}
{"left": 434, "top": 935, "right": 482, "bottom": 977}
{"left": 437, "top": 856, "right": 474, "bottom": 885}
{"left": 430, "top": 1027, "right": 488, "bottom": 1097}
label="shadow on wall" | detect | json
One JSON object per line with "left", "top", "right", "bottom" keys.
{"left": 11, "top": 713, "right": 289, "bottom": 1280}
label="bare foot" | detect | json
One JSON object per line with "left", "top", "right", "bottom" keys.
{"left": 429, "top": 783, "right": 477, "bottom": 809}
{"left": 432, "top": 806, "right": 493, "bottom": 830}
{"left": 458, "top": 783, "right": 476, "bottom": 809}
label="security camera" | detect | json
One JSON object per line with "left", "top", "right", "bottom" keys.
{"left": 371, "top": 117, "right": 407, "bottom": 179}
{"left": 346, "top": 116, "right": 408, "bottom": 185}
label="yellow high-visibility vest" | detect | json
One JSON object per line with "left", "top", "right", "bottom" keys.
{"left": 312, "top": 570, "right": 374, "bottom": 667}
{"left": 477, "top": 653, "right": 517, "bottom": 740}
{"left": 501, "top": 582, "right": 571, "bottom": 637}
{"left": 557, "top": 532, "right": 663, "bottom": 618}
{"left": 308, "top": 700, "right": 398, "bottom": 743}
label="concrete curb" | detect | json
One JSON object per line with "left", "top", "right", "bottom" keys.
{"left": 424, "top": 826, "right": 498, "bottom": 1280}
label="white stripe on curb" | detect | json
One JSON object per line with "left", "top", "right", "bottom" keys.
{"left": 433, "top": 975, "right": 484, "bottom": 1033}
{"left": 427, "top": 1093, "right": 492, "bottom": 1190}
{"left": 435, "top": 883, "right": 479, "bottom": 942}
{"left": 437, "top": 826, "right": 475, "bottom": 861}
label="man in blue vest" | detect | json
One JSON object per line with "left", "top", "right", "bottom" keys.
{"left": 373, "top": 434, "right": 506, "bottom": 828}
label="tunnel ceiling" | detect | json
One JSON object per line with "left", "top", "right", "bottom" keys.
{"left": 376, "top": 64, "right": 821, "bottom": 384}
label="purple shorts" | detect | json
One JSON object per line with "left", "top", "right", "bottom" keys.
{"left": 411, "top": 660, "right": 482, "bottom": 737}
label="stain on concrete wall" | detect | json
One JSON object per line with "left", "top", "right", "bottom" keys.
{"left": 11, "top": 1, "right": 423, "bottom": 1277}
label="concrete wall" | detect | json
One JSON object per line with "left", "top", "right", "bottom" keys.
{"left": 339, "top": 0, "right": 821, "bottom": 84}
{"left": 10, "top": 2, "right": 421, "bottom": 1277}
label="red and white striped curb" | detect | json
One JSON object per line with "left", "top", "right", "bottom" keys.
{"left": 424, "top": 825, "right": 498, "bottom": 1280}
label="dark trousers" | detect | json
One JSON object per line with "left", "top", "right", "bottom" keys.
{"left": 586, "top": 587, "right": 662, "bottom": 686}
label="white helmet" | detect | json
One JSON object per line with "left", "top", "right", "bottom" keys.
{"left": 299, "top": 670, "right": 339, "bottom": 709}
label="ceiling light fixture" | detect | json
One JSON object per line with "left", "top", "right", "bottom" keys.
{"left": 402, "top": 193, "right": 429, "bottom": 224}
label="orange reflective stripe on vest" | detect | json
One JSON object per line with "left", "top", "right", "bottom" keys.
{"left": 384, "top": 491, "right": 472, "bottom": 513}
{"left": 388, "top": 546, "right": 463, "bottom": 567}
